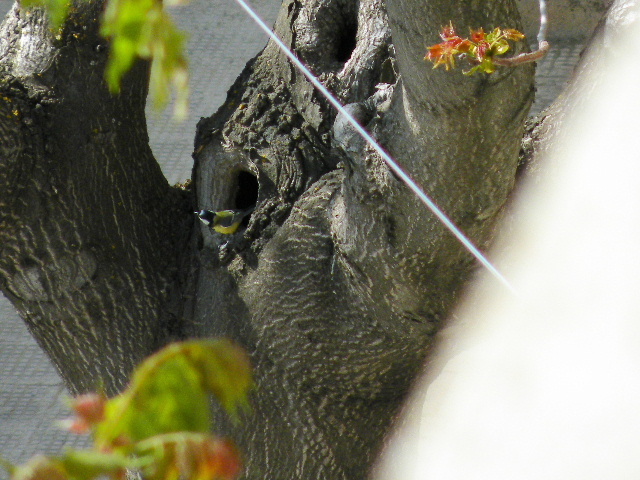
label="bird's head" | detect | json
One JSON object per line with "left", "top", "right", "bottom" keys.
{"left": 195, "top": 210, "right": 215, "bottom": 226}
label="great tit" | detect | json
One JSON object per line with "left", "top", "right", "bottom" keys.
{"left": 195, "top": 207, "right": 255, "bottom": 234}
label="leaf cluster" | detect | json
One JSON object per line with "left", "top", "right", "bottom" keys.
{"left": 425, "top": 22, "right": 525, "bottom": 75}
{"left": 2, "top": 339, "right": 252, "bottom": 480}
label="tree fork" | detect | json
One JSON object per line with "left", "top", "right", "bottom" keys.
{"left": 0, "top": 0, "right": 537, "bottom": 477}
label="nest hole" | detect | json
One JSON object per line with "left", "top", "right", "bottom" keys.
{"left": 234, "top": 170, "right": 259, "bottom": 228}
{"left": 335, "top": 21, "right": 358, "bottom": 63}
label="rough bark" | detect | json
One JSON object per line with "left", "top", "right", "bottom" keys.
{"left": 190, "top": 0, "right": 534, "bottom": 478}
{"left": 0, "top": 0, "right": 538, "bottom": 478}
{"left": 0, "top": 1, "right": 191, "bottom": 395}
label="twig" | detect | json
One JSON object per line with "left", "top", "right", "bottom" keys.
{"left": 493, "top": 40, "right": 550, "bottom": 66}
{"left": 494, "top": 0, "right": 550, "bottom": 68}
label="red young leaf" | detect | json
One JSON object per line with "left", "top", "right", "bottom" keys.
{"left": 440, "top": 21, "right": 456, "bottom": 40}
{"left": 425, "top": 22, "right": 526, "bottom": 74}
{"left": 475, "top": 41, "right": 490, "bottom": 61}
{"left": 470, "top": 27, "right": 485, "bottom": 43}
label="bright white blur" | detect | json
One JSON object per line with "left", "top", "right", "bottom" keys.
{"left": 375, "top": 2, "right": 640, "bottom": 479}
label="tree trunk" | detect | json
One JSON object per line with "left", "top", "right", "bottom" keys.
{"left": 0, "top": 1, "right": 191, "bottom": 395}
{"left": 0, "top": 0, "right": 535, "bottom": 478}
{"left": 189, "top": 0, "right": 534, "bottom": 477}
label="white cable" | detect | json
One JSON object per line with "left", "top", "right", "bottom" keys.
{"left": 231, "top": 0, "right": 517, "bottom": 295}
{"left": 537, "top": 0, "right": 548, "bottom": 46}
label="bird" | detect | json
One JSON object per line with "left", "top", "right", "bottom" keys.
{"left": 195, "top": 207, "right": 255, "bottom": 234}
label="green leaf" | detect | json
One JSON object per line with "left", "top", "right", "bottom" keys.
{"left": 96, "top": 356, "right": 212, "bottom": 446}
{"left": 60, "top": 450, "right": 141, "bottom": 480}
{"left": 492, "top": 39, "right": 511, "bottom": 56}
{"left": 464, "top": 58, "right": 496, "bottom": 76}
{"left": 100, "top": 0, "right": 189, "bottom": 117}
{"left": 184, "top": 339, "right": 253, "bottom": 418}
{"left": 95, "top": 340, "right": 252, "bottom": 449}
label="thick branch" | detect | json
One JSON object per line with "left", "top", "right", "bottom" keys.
{"left": 331, "top": 0, "right": 535, "bottom": 323}
{"left": 0, "top": 1, "right": 191, "bottom": 395}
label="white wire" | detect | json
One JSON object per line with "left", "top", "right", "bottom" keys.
{"left": 231, "top": 0, "right": 517, "bottom": 295}
{"left": 537, "top": 0, "right": 548, "bottom": 46}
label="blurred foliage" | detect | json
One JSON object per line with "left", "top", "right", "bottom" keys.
{"left": 22, "top": 0, "right": 190, "bottom": 118}
{"left": 101, "top": 0, "right": 189, "bottom": 118}
{"left": 1, "top": 339, "right": 252, "bottom": 480}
